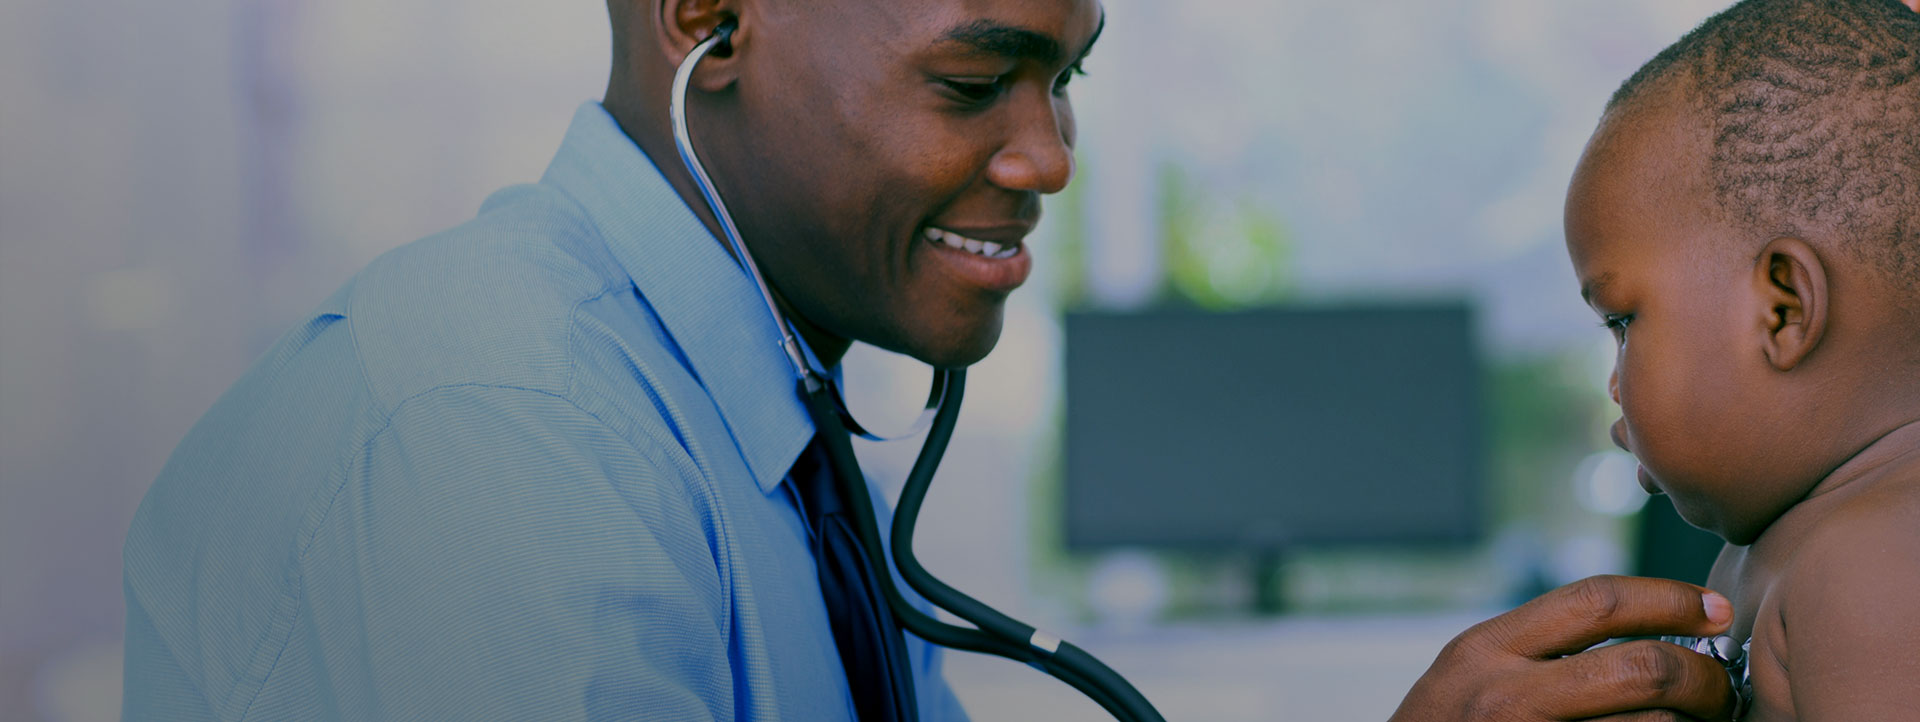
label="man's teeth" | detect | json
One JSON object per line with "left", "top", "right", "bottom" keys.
{"left": 923, "top": 227, "right": 1019, "bottom": 259}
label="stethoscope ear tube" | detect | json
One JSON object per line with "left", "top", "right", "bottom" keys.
{"left": 674, "top": 19, "right": 1162, "bottom": 722}
{"left": 670, "top": 19, "right": 814, "bottom": 385}
{"left": 673, "top": 22, "right": 949, "bottom": 443}
{"left": 831, "top": 369, "right": 951, "bottom": 442}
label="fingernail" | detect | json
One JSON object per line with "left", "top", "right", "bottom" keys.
{"left": 1703, "top": 592, "right": 1732, "bottom": 625}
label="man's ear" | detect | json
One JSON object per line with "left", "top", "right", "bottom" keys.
{"left": 1752, "top": 236, "right": 1829, "bottom": 372}
{"left": 656, "top": 0, "right": 745, "bottom": 91}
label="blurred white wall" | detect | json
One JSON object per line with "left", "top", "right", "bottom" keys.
{"left": 1, "top": 0, "right": 1735, "bottom": 719}
{"left": 5, "top": 2, "right": 254, "bottom": 711}
{"left": 1, "top": 1, "right": 609, "bottom": 717}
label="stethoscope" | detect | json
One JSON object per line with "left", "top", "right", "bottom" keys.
{"left": 670, "top": 19, "right": 1166, "bottom": 722}
{"left": 1661, "top": 635, "right": 1754, "bottom": 720}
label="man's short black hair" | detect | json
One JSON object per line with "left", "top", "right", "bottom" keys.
{"left": 1609, "top": 0, "right": 1920, "bottom": 281}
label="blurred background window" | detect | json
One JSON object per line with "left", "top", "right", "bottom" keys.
{"left": 0, "top": 0, "right": 1731, "bottom": 719}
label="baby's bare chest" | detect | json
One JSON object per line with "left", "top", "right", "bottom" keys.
{"left": 1706, "top": 458, "right": 1920, "bottom": 720}
{"left": 1707, "top": 542, "right": 1795, "bottom": 719}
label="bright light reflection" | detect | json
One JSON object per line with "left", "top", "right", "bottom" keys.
{"left": 1573, "top": 450, "right": 1648, "bottom": 517}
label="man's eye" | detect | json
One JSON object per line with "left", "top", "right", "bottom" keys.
{"left": 1053, "top": 63, "right": 1087, "bottom": 95}
{"left": 940, "top": 77, "right": 1003, "bottom": 104}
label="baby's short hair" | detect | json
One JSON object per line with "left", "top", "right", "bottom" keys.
{"left": 1609, "top": 0, "right": 1920, "bottom": 284}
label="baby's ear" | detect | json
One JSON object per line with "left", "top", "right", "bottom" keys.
{"left": 1751, "top": 237, "right": 1828, "bottom": 372}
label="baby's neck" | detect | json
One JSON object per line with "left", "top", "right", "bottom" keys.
{"left": 1733, "top": 418, "right": 1920, "bottom": 581}
{"left": 1793, "top": 418, "right": 1920, "bottom": 507}
{"left": 1710, "top": 420, "right": 1920, "bottom": 640}
{"left": 1705, "top": 416, "right": 1920, "bottom": 715}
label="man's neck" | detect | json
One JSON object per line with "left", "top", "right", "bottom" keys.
{"left": 602, "top": 91, "right": 728, "bottom": 251}
{"left": 600, "top": 92, "right": 851, "bottom": 369}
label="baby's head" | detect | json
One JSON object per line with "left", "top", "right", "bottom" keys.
{"left": 1564, "top": 0, "right": 1920, "bottom": 544}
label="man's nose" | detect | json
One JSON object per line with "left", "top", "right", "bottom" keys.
{"left": 1607, "top": 368, "right": 1620, "bottom": 406}
{"left": 986, "top": 104, "right": 1074, "bottom": 194}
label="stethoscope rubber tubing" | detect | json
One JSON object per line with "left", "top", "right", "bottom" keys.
{"left": 885, "top": 371, "right": 1165, "bottom": 722}
{"left": 802, "top": 373, "right": 1166, "bottom": 722}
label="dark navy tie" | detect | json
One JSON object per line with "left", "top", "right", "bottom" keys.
{"left": 789, "top": 432, "right": 921, "bottom": 722}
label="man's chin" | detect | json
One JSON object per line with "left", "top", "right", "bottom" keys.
{"left": 891, "top": 318, "right": 1004, "bottom": 370}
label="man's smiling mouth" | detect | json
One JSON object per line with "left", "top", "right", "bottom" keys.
{"left": 915, "top": 223, "right": 1034, "bottom": 294}
{"left": 923, "top": 226, "right": 1022, "bottom": 259}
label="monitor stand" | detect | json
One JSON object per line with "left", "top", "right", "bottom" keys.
{"left": 1251, "top": 547, "right": 1290, "bottom": 616}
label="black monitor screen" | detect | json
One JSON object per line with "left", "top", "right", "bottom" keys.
{"left": 1064, "top": 304, "right": 1484, "bottom": 550}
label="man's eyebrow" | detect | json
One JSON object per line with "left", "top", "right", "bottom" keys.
{"left": 1580, "top": 272, "right": 1616, "bottom": 304}
{"left": 942, "top": 16, "right": 1104, "bottom": 66}
{"left": 942, "top": 21, "right": 1062, "bottom": 64}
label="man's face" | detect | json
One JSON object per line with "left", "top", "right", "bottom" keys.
{"left": 1564, "top": 105, "right": 1784, "bottom": 543}
{"left": 707, "top": 0, "right": 1103, "bottom": 368}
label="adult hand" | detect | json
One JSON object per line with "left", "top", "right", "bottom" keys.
{"left": 1389, "top": 575, "right": 1736, "bottom": 722}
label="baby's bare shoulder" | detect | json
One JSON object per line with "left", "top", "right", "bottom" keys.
{"left": 1791, "top": 467, "right": 1920, "bottom": 563}
{"left": 1771, "top": 469, "right": 1920, "bottom": 718}
{"left": 1781, "top": 468, "right": 1920, "bottom": 599}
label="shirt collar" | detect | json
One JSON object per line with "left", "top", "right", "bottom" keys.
{"left": 542, "top": 101, "right": 815, "bottom": 495}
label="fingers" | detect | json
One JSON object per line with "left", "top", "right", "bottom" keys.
{"left": 1582, "top": 711, "right": 1699, "bottom": 722}
{"left": 1473, "top": 576, "right": 1733, "bottom": 659}
{"left": 1543, "top": 639, "right": 1735, "bottom": 720}
{"left": 1393, "top": 578, "right": 1737, "bottom": 722}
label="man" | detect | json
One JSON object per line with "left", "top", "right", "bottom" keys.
{"left": 123, "top": 0, "right": 1744, "bottom": 719}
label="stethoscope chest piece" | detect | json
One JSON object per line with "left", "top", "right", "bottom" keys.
{"left": 1662, "top": 635, "right": 1753, "bottom": 719}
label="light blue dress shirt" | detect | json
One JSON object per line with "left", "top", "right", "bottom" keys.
{"left": 122, "top": 102, "right": 969, "bottom": 721}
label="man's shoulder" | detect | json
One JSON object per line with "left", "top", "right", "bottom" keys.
{"left": 341, "top": 182, "right": 636, "bottom": 407}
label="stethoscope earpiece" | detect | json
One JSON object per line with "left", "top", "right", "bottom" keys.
{"left": 704, "top": 18, "right": 736, "bottom": 58}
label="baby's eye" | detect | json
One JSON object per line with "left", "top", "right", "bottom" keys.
{"left": 1600, "top": 314, "right": 1634, "bottom": 344}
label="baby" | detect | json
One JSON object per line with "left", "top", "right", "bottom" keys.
{"left": 1563, "top": 0, "right": 1920, "bottom": 718}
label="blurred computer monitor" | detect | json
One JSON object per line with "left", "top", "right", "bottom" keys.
{"left": 1064, "top": 304, "right": 1485, "bottom": 551}
{"left": 1633, "top": 494, "right": 1725, "bottom": 586}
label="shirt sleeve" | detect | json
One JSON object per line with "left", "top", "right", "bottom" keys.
{"left": 281, "top": 384, "right": 732, "bottom": 721}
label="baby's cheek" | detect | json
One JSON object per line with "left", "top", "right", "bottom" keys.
{"left": 1631, "top": 358, "right": 1741, "bottom": 480}
{"left": 1616, "top": 355, "right": 1699, "bottom": 470}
